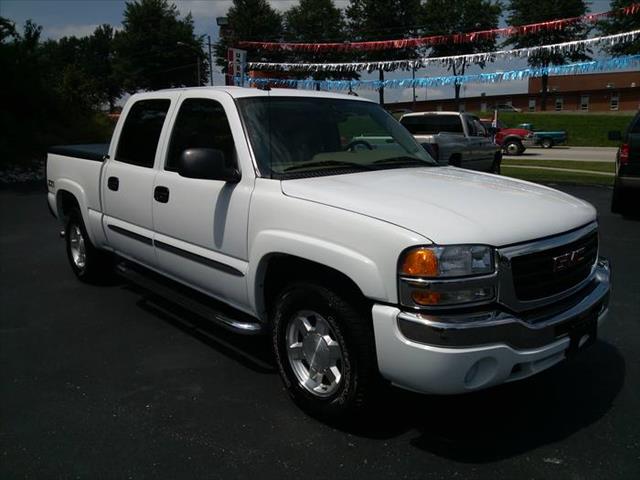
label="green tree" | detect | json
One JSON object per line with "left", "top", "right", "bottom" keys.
{"left": 505, "top": 0, "right": 591, "bottom": 111}
{"left": 599, "top": 0, "right": 640, "bottom": 56}
{"left": 421, "top": 0, "right": 502, "bottom": 108}
{"left": 214, "top": 0, "right": 283, "bottom": 80}
{"left": 283, "top": 0, "right": 357, "bottom": 84}
{"left": 346, "top": 0, "right": 422, "bottom": 104}
{"left": 85, "top": 25, "right": 122, "bottom": 111}
{"left": 115, "top": 0, "right": 208, "bottom": 92}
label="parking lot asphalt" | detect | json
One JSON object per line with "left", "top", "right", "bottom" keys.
{"left": 1, "top": 183, "right": 639, "bottom": 479}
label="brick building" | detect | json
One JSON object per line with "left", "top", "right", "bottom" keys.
{"left": 389, "top": 71, "right": 640, "bottom": 113}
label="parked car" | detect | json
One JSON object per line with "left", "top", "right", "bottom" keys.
{"left": 518, "top": 123, "right": 568, "bottom": 148}
{"left": 480, "top": 119, "right": 534, "bottom": 156}
{"left": 609, "top": 110, "right": 640, "bottom": 215}
{"left": 46, "top": 87, "right": 610, "bottom": 419}
{"left": 399, "top": 112, "right": 502, "bottom": 173}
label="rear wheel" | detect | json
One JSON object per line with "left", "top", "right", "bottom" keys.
{"left": 65, "top": 209, "right": 112, "bottom": 283}
{"left": 541, "top": 138, "right": 554, "bottom": 149}
{"left": 272, "top": 282, "right": 378, "bottom": 419}
{"left": 504, "top": 140, "right": 523, "bottom": 156}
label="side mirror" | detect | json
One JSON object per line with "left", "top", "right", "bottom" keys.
{"left": 608, "top": 130, "right": 622, "bottom": 141}
{"left": 177, "top": 148, "right": 240, "bottom": 182}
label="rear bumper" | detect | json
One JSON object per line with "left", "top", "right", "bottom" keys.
{"left": 372, "top": 258, "right": 610, "bottom": 395}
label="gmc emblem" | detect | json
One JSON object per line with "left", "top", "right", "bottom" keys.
{"left": 553, "top": 246, "right": 587, "bottom": 272}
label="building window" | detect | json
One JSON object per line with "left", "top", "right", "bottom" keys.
{"left": 458, "top": 103, "right": 466, "bottom": 113}
{"left": 480, "top": 102, "right": 487, "bottom": 112}
{"left": 610, "top": 93, "right": 619, "bottom": 111}
{"left": 528, "top": 98, "right": 536, "bottom": 112}
{"left": 436, "top": 104, "right": 443, "bottom": 111}
{"left": 505, "top": 99, "right": 513, "bottom": 107}
{"left": 555, "top": 97, "right": 564, "bottom": 111}
{"left": 580, "top": 95, "right": 590, "bottom": 111}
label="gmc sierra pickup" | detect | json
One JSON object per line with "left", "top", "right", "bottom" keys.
{"left": 47, "top": 87, "right": 610, "bottom": 418}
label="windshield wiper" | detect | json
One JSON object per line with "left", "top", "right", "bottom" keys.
{"left": 372, "top": 156, "right": 436, "bottom": 167}
{"left": 283, "top": 160, "right": 374, "bottom": 172}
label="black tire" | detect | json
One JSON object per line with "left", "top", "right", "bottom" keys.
{"left": 272, "top": 282, "right": 378, "bottom": 419}
{"left": 449, "top": 155, "right": 462, "bottom": 167}
{"left": 491, "top": 153, "right": 501, "bottom": 174}
{"left": 541, "top": 138, "right": 554, "bottom": 149}
{"left": 504, "top": 140, "right": 523, "bottom": 156}
{"left": 611, "top": 181, "right": 625, "bottom": 214}
{"left": 65, "top": 209, "right": 112, "bottom": 283}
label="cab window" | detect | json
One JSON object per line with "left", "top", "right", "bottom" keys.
{"left": 116, "top": 99, "right": 171, "bottom": 168}
{"left": 166, "top": 98, "right": 236, "bottom": 172}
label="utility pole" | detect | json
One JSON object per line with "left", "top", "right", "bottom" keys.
{"left": 207, "top": 35, "right": 213, "bottom": 86}
{"left": 177, "top": 41, "right": 202, "bottom": 86}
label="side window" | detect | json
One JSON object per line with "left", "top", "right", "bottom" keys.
{"left": 166, "top": 98, "right": 236, "bottom": 172}
{"left": 464, "top": 116, "right": 477, "bottom": 136}
{"left": 473, "top": 120, "right": 487, "bottom": 137}
{"left": 116, "top": 99, "right": 171, "bottom": 167}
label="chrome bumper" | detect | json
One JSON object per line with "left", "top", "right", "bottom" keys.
{"left": 396, "top": 258, "right": 610, "bottom": 350}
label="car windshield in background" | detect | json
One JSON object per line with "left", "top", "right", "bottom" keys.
{"left": 238, "top": 97, "right": 436, "bottom": 178}
{"left": 401, "top": 115, "right": 464, "bottom": 135}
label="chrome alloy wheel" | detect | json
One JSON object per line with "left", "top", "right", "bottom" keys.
{"left": 69, "top": 224, "right": 87, "bottom": 270}
{"left": 286, "top": 310, "right": 344, "bottom": 398}
{"left": 506, "top": 142, "right": 520, "bottom": 155}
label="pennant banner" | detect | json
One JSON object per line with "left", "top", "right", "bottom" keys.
{"left": 248, "top": 30, "right": 640, "bottom": 73}
{"left": 245, "top": 55, "right": 640, "bottom": 91}
{"left": 238, "top": 3, "right": 640, "bottom": 52}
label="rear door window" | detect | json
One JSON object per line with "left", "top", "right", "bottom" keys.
{"left": 116, "top": 99, "right": 171, "bottom": 167}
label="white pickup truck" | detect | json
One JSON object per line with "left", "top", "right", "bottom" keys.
{"left": 47, "top": 87, "right": 610, "bottom": 418}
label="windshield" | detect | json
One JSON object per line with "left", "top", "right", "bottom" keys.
{"left": 237, "top": 96, "right": 436, "bottom": 178}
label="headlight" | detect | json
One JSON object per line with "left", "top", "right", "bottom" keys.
{"left": 400, "top": 245, "right": 494, "bottom": 278}
{"left": 398, "top": 245, "right": 496, "bottom": 308}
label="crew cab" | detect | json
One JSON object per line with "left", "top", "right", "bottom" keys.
{"left": 46, "top": 87, "right": 610, "bottom": 418}
{"left": 609, "top": 110, "right": 640, "bottom": 215}
{"left": 399, "top": 112, "right": 502, "bottom": 173}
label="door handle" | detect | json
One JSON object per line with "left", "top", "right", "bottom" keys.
{"left": 107, "top": 176, "right": 119, "bottom": 191}
{"left": 154, "top": 186, "right": 170, "bottom": 203}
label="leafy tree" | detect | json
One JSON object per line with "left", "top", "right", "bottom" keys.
{"left": 214, "top": 0, "right": 283, "bottom": 79}
{"left": 598, "top": 0, "right": 640, "bottom": 56}
{"left": 421, "top": 0, "right": 502, "bottom": 108}
{"left": 115, "top": 0, "right": 208, "bottom": 92}
{"left": 346, "top": 0, "right": 422, "bottom": 104}
{"left": 85, "top": 25, "right": 122, "bottom": 110}
{"left": 283, "top": 0, "right": 357, "bottom": 83}
{"left": 505, "top": 0, "right": 591, "bottom": 111}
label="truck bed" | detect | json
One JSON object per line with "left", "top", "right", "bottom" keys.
{"left": 48, "top": 143, "right": 110, "bottom": 162}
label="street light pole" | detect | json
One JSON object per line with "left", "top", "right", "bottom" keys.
{"left": 207, "top": 35, "right": 213, "bottom": 86}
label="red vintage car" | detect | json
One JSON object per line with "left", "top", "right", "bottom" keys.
{"left": 481, "top": 119, "right": 534, "bottom": 156}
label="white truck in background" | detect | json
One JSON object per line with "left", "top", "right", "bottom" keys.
{"left": 46, "top": 87, "right": 610, "bottom": 419}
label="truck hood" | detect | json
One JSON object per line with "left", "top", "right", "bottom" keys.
{"left": 281, "top": 167, "right": 596, "bottom": 246}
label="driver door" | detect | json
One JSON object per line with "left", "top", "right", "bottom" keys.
{"left": 152, "top": 92, "right": 254, "bottom": 310}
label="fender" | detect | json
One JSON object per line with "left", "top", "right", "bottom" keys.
{"left": 247, "top": 229, "right": 388, "bottom": 318}
{"left": 54, "top": 179, "right": 103, "bottom": 246}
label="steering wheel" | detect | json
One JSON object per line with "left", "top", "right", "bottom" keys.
{"left": 344, "top": 139, "right": 374, "bottom": 151}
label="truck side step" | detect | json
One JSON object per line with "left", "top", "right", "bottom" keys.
{"left": 115, "top": 261, "right": 265, "bottom": 335}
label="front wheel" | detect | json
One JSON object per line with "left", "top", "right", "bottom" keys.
{"left": 504, "top": 140, "right": 523, "bottom": 156}
{"left": 540, "top": 138, "right": 554, "bottom": 149}
{"left": 272, "top": 282, "right": 378, "bottom": 419}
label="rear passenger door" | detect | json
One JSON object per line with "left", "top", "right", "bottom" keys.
{"left": 102, "top": 95, "right": 177, "bottom": 267}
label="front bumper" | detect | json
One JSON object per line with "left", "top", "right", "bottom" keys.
{"left": 372, "top": 258, "right": 610, "bottom": 395}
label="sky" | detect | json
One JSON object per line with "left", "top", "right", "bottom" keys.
{"left": 1, "top": 0, "right": 615, "bottom": 103}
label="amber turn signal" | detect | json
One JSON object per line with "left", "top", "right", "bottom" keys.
{"left": 411, "top": 290, "right": 441, "bottom": 305}
{"left": 401, "top": 248, "right": 438, "bottom": 277}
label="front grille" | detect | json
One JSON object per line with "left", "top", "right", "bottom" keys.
{"left": 511, "top": 231, "right": 598, "bottom": 301}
